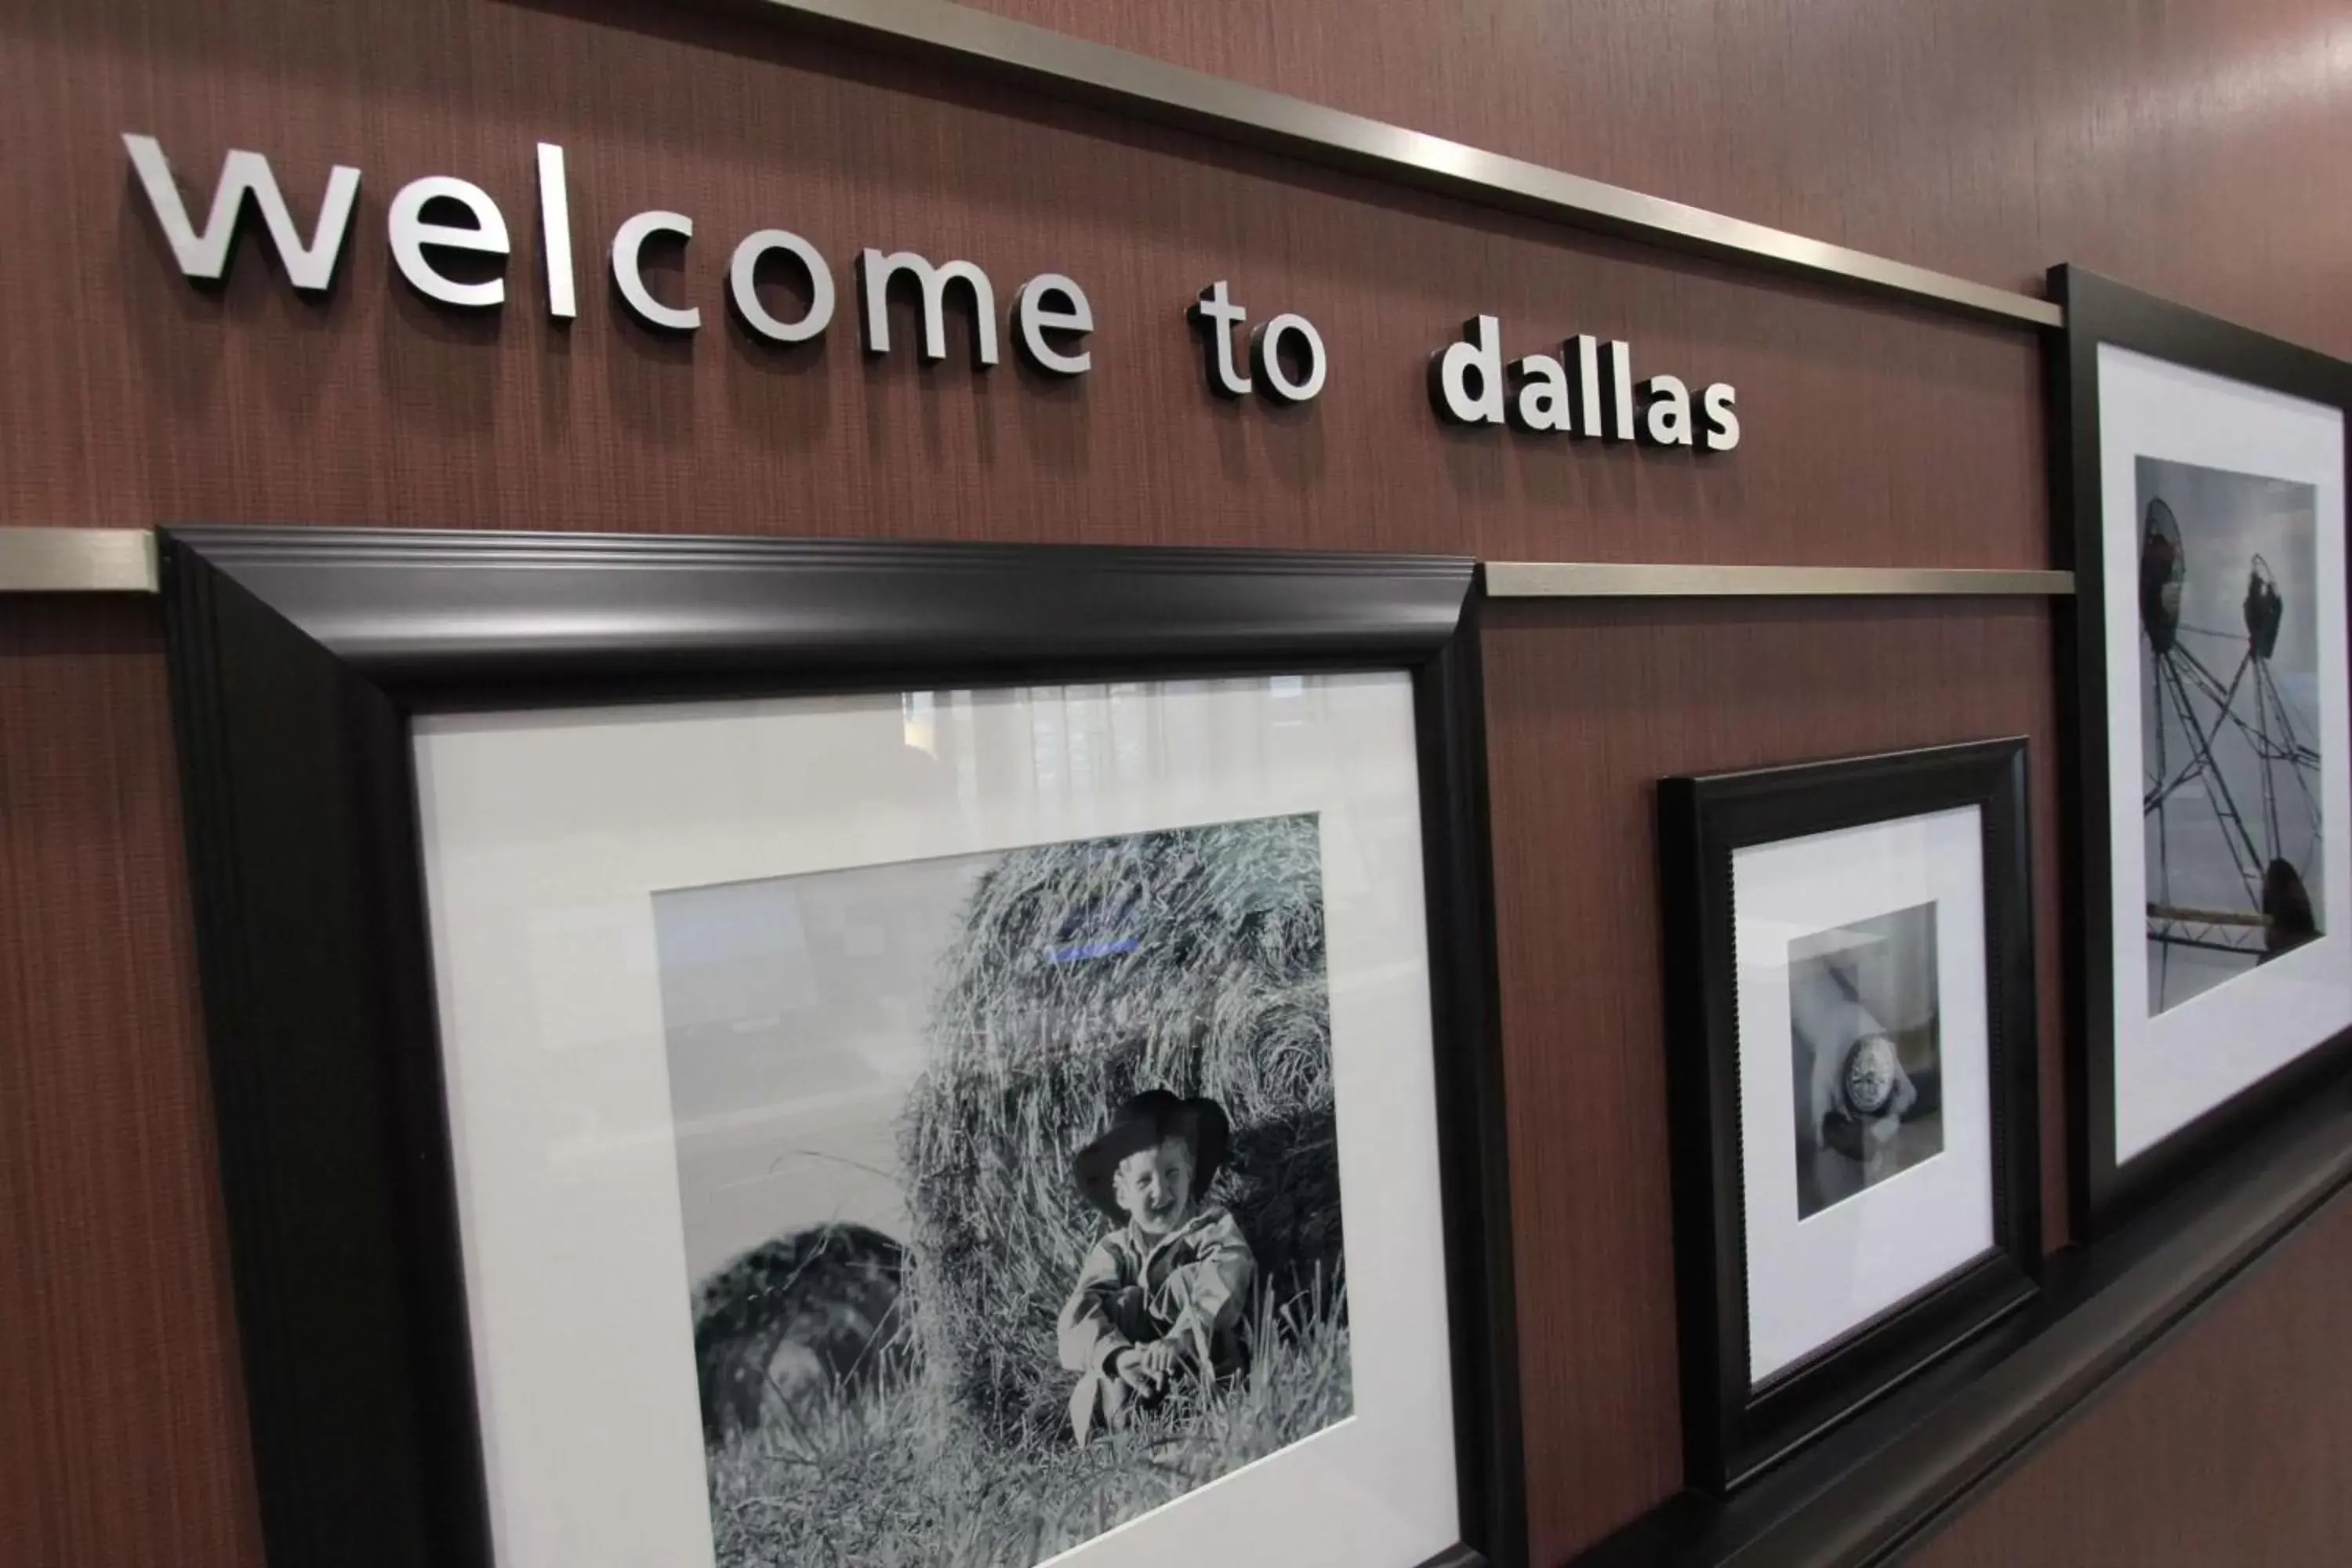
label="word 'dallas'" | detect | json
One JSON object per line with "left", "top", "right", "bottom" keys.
{"left": 1430, "top": 314, "right": 1739, "bottom": 450}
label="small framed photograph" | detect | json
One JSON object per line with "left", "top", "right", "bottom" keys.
{"left": 2050, "top": 267, "right": 2352, "bottom": 1235}
{"left": 1657, "top": 741, "right": 2040, "bottom": 1491}
{"left": 164, "top": 532, "right": 1522, "bottom": 1568}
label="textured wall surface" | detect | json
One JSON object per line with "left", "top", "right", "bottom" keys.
{"left": 0, "top": 1, "right": 2047, "bottom": 565}
{"left": 1, "top": 2, "right": 2348, "bottom": 1565}
{"left": 1911, "top": 1192, "right": 2352, "bottom": 1568}
{"left": 0, "top": 603, "right": 260, "bottom": 1568}
{"left": 965, "top": 0, "right": 2352, "bottom": 354}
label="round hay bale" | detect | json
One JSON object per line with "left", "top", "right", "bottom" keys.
{"left": 897, "top": 814, "right": 1343, "bottom": 1439}
{"left": 690, "top": 1221, "right": 908, "bottom": 1444}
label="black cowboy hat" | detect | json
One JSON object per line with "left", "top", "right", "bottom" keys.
{"left": 1072, "top": 1089, "right": 1231, "bottom": 1222}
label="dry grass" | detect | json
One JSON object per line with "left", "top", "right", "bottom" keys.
{"left": 707, "top": 1276, "right": 1352, "bottom": 1568}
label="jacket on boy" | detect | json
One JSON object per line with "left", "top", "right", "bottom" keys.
{"left": 1057, "top": 1205, "right": 1254, "bottom": 1439}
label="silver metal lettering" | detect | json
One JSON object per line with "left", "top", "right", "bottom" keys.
{"left": 612, "top": 211, "right": 700, "bottom": 333}
{"left": 1640, "top": 373, "right": 1694, "bottom": 447}
{"left": 1186, "top": 281, "right": 1252, "bottom": 397}
{"left": 1432, "top": 315, "right": 1503, "bottom": 424}
{"left": 1011, "top": 273, "right": 1093, "bottom": 375}
{"left": 536, "top": 143, "right": 575, "bottom": 321}
{"left": 122, "top": 132, "right": 359, "bottom": 294}
{"left": 858, "top": 249, "right": 998, "bottom": 365}
{"left": 728, "top": 229, "right": 834, "bottom": 343}
{"left": 388, "top": 176, "right": 509, "bottom": 310}
{"left": 1252, "top": 313, "right": 1326, "bottom": 402}
{"left": 1702, "top": 383, "right": 1741, "bottom": 451}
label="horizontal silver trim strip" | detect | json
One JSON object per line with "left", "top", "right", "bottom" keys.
{"left": 753, "top": 0, "right": 2063, "bottom": 330}
{"left": 1484, "top": 562, "right": 2075, "bottom": 598}
{"left": 1, "top": 532, "right": 2073, "bottom": 601}
{"left": 0, "top": 528, "right": 160, "bottom": 594}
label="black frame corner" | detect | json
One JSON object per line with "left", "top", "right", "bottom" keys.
{"left": 1657, "top": 739, "right": 2042, "bottom": 1494}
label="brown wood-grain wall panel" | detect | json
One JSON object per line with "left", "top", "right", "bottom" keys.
{"left": 0, "top": 0, "right": 2042, "bottom": 566}
{"left": 966, "top": 0, "right": 2352, "bottom": 358}
{"left": 1479, "top": 597, "right": 2069, "bottom": 1560}
{"left": 0, "top": 2, "right": 2347, "bottom": 1567}
{"left": 1909, "top": 1192, "right": 2352, "bottom": 1568}
{"left": 0, "top": 601, "right": 263, "bottom": 1568}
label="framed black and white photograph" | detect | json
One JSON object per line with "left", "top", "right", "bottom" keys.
{"left": 1787, "top": 900, "right": 1946, "bottom": 1222}
{"left": 2050, "top": 267, "right": 2352, "bottom": 1236}
{"left": 1657, "top": 741, "right": 2040, "bottom": 1492}
{"left": 162, "top": 532, "right": 1522, "bottom": 1568}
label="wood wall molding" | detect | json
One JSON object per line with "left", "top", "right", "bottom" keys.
{"left": 4, "top": 2, "right": 2352, "bottom": 1566}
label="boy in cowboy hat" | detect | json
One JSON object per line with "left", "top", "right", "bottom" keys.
{"left": 1057, "top": 1088, "right": 1256, "bottom": 1443}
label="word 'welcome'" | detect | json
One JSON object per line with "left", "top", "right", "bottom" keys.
{"left": 121, "top": 134, "right": 1094, "bottom": 376}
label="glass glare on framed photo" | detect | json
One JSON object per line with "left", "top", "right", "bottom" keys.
{"left": 654, "top": 815, "right": 1353, "bottom": 1567}
{"left": 2135, "top": 457, "right": 2325, "bottom": 1015}
{"left": 1787, "top": 903, "right": 1944, "bottom": 1221}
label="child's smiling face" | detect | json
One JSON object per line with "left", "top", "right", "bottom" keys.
{"left": 1111, "top": 1136, "right": 1196, "bottom": 1238}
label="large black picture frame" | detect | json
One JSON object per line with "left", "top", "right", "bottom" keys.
{"left": 2048, "top": 265, "right": 2352, "bottom": 1240}
{"left": 1657, "top": 740, "right": 2041, "bottom": 1494}
{"left": 162, "top": 527, "right": 1523, "bottom": 1568}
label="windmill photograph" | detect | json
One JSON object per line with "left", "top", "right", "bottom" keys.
{"left": 2136, "top": 456, "right": 2326, "bottom": 1014}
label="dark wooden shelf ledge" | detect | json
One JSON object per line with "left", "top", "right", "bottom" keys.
{"left": 1572, "top": 1073, "right": 2352, "bottom": 1567}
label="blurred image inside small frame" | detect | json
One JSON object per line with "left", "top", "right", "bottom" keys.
{"left": 161, "top": 531, "right": 1523, "bottom": 1568}
{"left": 2049, "top": 267, "right": 2352, "bottom": 1238}
{"left": 1657, "top": 740, "right": 2040, "bottom": 1492}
